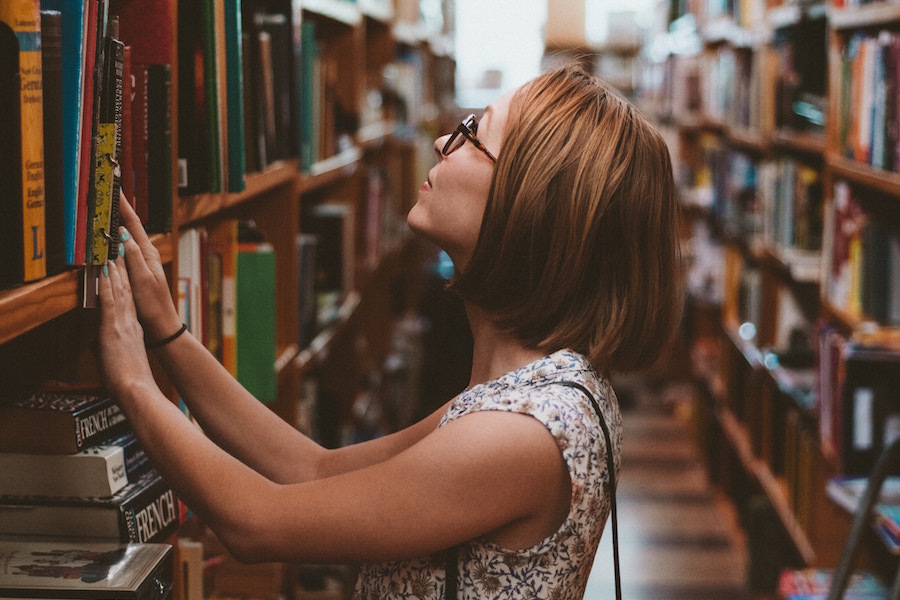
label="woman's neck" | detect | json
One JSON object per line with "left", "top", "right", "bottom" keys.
{"left": 465, "top": 302, "right": 547, "bottom": 389}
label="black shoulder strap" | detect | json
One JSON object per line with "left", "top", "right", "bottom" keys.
{"left": 444, "top": 380, "right": 622, "bottom": 600}
{"left": 554, "top": 380, "right": 622, "bottom": 600}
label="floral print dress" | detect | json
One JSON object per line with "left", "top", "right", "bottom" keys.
{"left": 352, "top": 349, "right": 623, "bottom": 600}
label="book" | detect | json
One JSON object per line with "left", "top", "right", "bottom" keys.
{"left": 0, "top": 541, "right": 173, "bottom": 599}
{"left": 40, "top": 0, "right": 89, "bottom": 266}
{"left": 826, "top": 475, "right": 900, "bottom": 514}
{"left": 0, "top": 444, "right": 129, "bottom": 498}
{"left": 236, "top": 239, "right": 277, "bottom": 404}
{"left": 146, "top": 63, "right": 172, "bottom": 234}
{"left": 0, "top": 389, "right": 128, "bottom": 455}
{"left": 223, "top": 0, "right": 245, "bottom": 193}
{"left": 101, "top": 17, "right": 125, "bottom": 261}
{"left": 0, "top": 470, "right": 181, "bottom": 544}
{"left": 840, "top": 344, "right": 900, "bottom": 475}
{"left": 130, "top": 61, "right": 150, "bottom": 224}
{"left": 778, "top": 568, "right": 886, "bottom": 600}
{"left": 176, "top": 0, "right": 211, "bottom": 195}
{"left": 0, "top": 18, "right": 24, "bottom": 289}
{"left": 0, "top": 0, "right": 46, "bottom": 283}
{"left": 296, "top": 233, "right": 319, "bottom": 349}
{"left": 74, "top": 0, "right": 101, "bottom": 266}
{"left": 207, "top": 220, "right": 239, "bottom": 376}
{"left": 40, "top": 9, "right": 65, "bottom": 277}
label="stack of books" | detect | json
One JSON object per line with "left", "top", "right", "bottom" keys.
{"left": 827, "top": 474, "right": 900, "bottom": 553}
{"left": 0, "top": 386, "right": 183, "bottom": 544}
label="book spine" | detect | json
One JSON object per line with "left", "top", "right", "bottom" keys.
{"left": 132, "top": 62, "right": 149, "bottom": 223}
{"left": 40, "top": 9, "right": 65, "bottom": 276}
{"left": 0, "top": 20, "right": 24, "bottom": 289}
{"left": 224, "top": 0, "right": 245, "bottom": 193}
{"left": 88, "top": 122, "right": 116, "bottom": 265}
{"left": 104, "top": 21, "right": 124, "bottom": 260}
{"left": 146, "top": 63, "right": 172, "bottom": 234}
{"left": 120, "top": 473, "right": 180, "bottom": 543}
{"left": 0, "top": 0, "right": 46, "bottom": 282}
{"left": 71, "top": 398, "right": 128, "bottom": 451}
{"left": 74, "top": 0, "right": 99, "bottom": 265}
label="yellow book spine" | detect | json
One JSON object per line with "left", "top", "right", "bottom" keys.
{"left": 89, "top": 123, "right": 118, "bottom": 265}
{"left": 0, "top": 0, "right": 45, "bottom": 281}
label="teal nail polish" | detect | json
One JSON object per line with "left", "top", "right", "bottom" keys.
{"left": 102, "top": 265, "right": 109, "bottom": 278}
{"left": 118, "top": 243, "right": 125, "bottom": 256}
{"left": 119, "top": 228, "right": 130, "bottom": 242}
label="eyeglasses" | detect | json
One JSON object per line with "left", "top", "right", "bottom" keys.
{"left": 442, "top": 114, "right": 497, "bottom": 163}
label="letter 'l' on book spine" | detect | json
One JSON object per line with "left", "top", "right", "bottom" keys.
{"left": 0, "top": 0, "right": 46, "bottom": 282}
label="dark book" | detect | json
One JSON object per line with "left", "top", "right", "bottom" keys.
{"left": 254, "top": 12, "right": 292, "bottom": 161}
{"left": 41, "top": 9, "right": 66, "bottom": 276}
{"left": 130, "top": 62, "right": 150, "bottom": 224}
{"left": 146, "top": 63, "right": 172, "bottom": 234}
{"left": 0, "top": 389, "right": 128, "bottom": 455}
{"left": 840, "top": 344, "right": 900, "bottom": 476}
{"left": 104, "top": 431, "right": 152, "bottom": 482}
{"left": 0, "top": 470, "right": 182, "bottom": 544}
{"left": 101, "top": 16, "right": 125, "bottom": 261}
{"left": 120, "top": 45, "right": 133, "bottom": 206}
{"left": 0, "top": 19, "right": 24, "bottom": 289}
{"left": 176, "top": 0, "right": 211, "bottom": 195}
{"left": 0, "top": 541, "right": 173, "bottom": 599}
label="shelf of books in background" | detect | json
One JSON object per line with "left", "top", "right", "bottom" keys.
{"left": 643, "top": 0, "right": 900, "bottom": 595}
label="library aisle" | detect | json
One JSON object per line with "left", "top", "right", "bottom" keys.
{"left": 584, "top": 378, "right": 753, "bottom": 600}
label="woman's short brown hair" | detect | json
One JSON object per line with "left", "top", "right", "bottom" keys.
{"left": 449, "top": 64, "right": 684, "bottom": 374}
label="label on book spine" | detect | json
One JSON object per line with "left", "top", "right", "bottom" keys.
{"left": 0, "top": 0, "right": 46, "bottom": 282}
{"left": 89, "top": 122, "right": 118, "bottom": 265}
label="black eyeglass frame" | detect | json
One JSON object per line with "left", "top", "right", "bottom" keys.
{"left": 442, "top": 114, "right": 497, "bottom": 163}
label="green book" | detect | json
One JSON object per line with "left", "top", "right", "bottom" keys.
{"left": 236, "top": 241, "right": 277, "bottom": 404}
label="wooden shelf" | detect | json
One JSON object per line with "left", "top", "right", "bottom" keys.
{"left": 301, "top": 0, "right": 362, "bottom": 26}
{"left": 826, "top": 151, "right": 900, "bottom": 198}
{"left": 176, "top": 161, "right": 300, "bottom": 227}
{"left": 0, "top": 233, "right": 173, "bottom": 345}
{"left": 718, "top": 406, "right": 818, "bottom": 564}
{"left": 772, "top": 129, "right": 826, "bottom": 157}
{"left": 829, "top": 2, "right": 900, "bottom": 30}
{"left": 293, "top": 291, "right": 361, "bottom": 378}
{"left": 358, "top": 0, "right": 393, "bottom": 23}
{"left": 300, "top": 147, "right": 362, "bottom": 194}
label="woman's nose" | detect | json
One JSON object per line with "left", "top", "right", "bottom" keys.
{"left": 433, "top": 135, "right": 449, "bottom": 160}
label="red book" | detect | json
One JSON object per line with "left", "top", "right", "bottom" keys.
{"left": 108, "top": 0, "right": 172, "bottom": 66}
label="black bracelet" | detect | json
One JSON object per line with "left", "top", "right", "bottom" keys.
{"left": 145, "top": 323, "right": 188, "bottom": 349}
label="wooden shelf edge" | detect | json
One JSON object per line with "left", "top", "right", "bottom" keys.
{"left": 0, "top": 233, "right": 174, "bottom": 344}
{"left": 293, "top": 291, "right": 362, "bottom": 377}
{"left": 301, "top": 0, "right": 362, "bottom": 26}
{"left": 0, "top": 271, "right": 81, "bottom": 344}
{"left": 176, "top": 160, "right": 300, "bottom": 227}
{"left": 829, "top": 3, "right": 900, "bottom": 30}
{"left": 299, "top": 147, "right": 362, "bottom": 194}
{"left": 718, "top": 407, "right": 818, "bottom": 564}
{"left": 827, "top": 152, "right": 900, "bottom": 198}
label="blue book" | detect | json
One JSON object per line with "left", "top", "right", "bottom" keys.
{"left": 41, "top": 0, "right": 88, "bottom": 265}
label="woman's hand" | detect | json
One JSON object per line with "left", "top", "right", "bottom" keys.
{"left": 97, "top": 258, "right": 157, "bottom": 402}
{"left": 117, "top": 193, "right": 182, "bottom": 343}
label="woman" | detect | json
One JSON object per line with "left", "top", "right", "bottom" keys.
{"left": 98, "top": 64, "right": 682, "bottom": 599}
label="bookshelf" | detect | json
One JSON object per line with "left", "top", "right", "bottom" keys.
{"left": 645, "top": 0, "right": 900, "bottom": 594}
{"left": 0, "top": 0, "right": 456, "bottom": 596}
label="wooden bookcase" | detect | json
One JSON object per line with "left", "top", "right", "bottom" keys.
{"left": 644, "top": 0, "right": 900, "bottom": 593}
{"left": 0, "top": 0, "right": 457, "bottom": 596}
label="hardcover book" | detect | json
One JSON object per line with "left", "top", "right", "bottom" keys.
{"left": 0, "top": 0, "right": 47, "bottom": 283}
{"left": 41, "top": 9, "right": 66, "bottom": 276}
{"left": 0, "top": 390, "right": 128, "bottom": 455}
{"left": 0, "top": 443, "right": 129, "bottom": 498}
{"left": 0, "top": 470, "right": 182, "bottom": 544}
{"left": 0, "top": 541, "right": 173, "bottom": 599}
